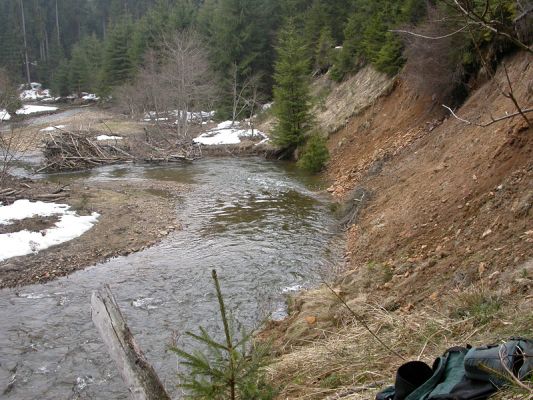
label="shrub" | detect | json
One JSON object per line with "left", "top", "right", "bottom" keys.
{"left": 298, "top": 134, "right": 329, "bottom": 173}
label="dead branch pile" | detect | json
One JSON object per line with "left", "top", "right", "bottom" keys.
{"left": 0, "top": 185, "right": 70, "bottom": 204}
{"left": 41, "top": 131, "right": 133, "bottom": 172}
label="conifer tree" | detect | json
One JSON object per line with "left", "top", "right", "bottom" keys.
{"left": 200, "top": 0, "right": 276, "bottom": 118}
{"left": 272, "top": 22, "right": 313, "bottom": 153}
{"left": 315, "top": 27, "right": 335, "bottom": 74}
{"left": 101, "top": 19, "right": 134, "bottom": 93}
{"left": 69, "top": 45, "right": 89, "bottom": 95}
{"left": 298, "top": 133, "right": 329, "bottom": 173}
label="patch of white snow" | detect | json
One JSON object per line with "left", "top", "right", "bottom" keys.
{"left": 0, "top": 199, "right": 99, "bottom": 261}
{"left": 193, "top": 121, "right": 268, "bottom": 146}
{"left": 81, "top": 93, "right": 99, "bottom": 101}
{"left": 16, "top": 105, "right": 58, "bottom": 115}
{"left": 96, "top": 135, "right": 123, "bottom": 141}
{"left": 0, "top": 109, "right": 11, "bottom": 121}
{"left": 40, "top": 125, "right": 66, "bottom": 132}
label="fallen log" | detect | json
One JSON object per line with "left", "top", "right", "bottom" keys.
{"left": 33, "top": 193, "right": 69, "bottom": 200}
{"left": 91, "top": 285, "right": 171, "bottom": 400}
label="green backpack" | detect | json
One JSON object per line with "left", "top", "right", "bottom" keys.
{"left": 376, "top": 338, "right": 533, "bottom": 400}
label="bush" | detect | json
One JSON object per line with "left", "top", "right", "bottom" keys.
{"left": 298, "top": 134, "right": 329, "bottom": 173}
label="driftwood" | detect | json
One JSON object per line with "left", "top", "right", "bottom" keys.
{"left": 42, "top": 130, "right": 131, "bottom": 172}
{"left": 91, "top": 285, "right": 171, "bottom": 400}
{"left": 41, "top": 129, "right": 203, "bottom": 172}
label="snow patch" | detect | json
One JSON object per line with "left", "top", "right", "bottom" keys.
{"left": 0, "top": 199, "right": 99, "bottom": 261}
{"left": 40, "top": 125, "right": 66, "bottom": 132}
{"left": 193, "top": 121, "right": 268, "bottom": 146}
{"left": 16, "top": 105, "right": 58, "bottom": 115}
{"left": 96, "top": 135, "right": 123, "bottom": 141}
{"left": 81, "top": 93, "right": 99, "bottom": 101}
{"left": 20, "top": 84, "right": 53, "bottom": 101}
{"left": 0, "top": 109, "right": 11, "bottom": 121}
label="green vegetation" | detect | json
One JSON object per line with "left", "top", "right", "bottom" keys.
{"left": 172, "top": 270, "right": 276, "bottom": 400}
{"left": 452, "top": 287, "right": 503, "bottom": 327}
{"left": 1, "top": 0, "right": 525, "bottom": 109}
{"left": 0, "top": 0, "right": 526, "bottom": 174}
{"left": 298, "top": 134, "right": 329, "bottom": 173}
{"left": 271, "top": 22, "right": 313, "bottom": 153}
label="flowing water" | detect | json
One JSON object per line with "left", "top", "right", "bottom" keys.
{"left": 0, "top": 158, "right": 340, "bottom": 399}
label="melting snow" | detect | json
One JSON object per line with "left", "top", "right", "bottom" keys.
{"left": 96, "top": 135, "right": 123, "bottom": 141}
{"left": 81, "top": 93, "right": 99, "bottom": 101}
{"left": 20, "top": 84, "right": 53, "bottom": 101}
{"left": 40, "top": 125, "right": 66, "bottom": 132}
{"left": 0, "top": 109, "right": 11, "bottom": 121}
{"left": 16, "top": 105, "right": 58, "bottom": 115}
{"left": 0, "top": 199, "right": 99, "bottom": 261}
{"left": 193, "top": 121, "right": 268, "bottom": 146}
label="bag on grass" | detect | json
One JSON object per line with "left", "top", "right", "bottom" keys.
{"left": 376, "top": 338, "right": 533, "bottom": 400}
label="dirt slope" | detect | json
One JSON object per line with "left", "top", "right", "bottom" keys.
{"left": 267, "top": 51, "right": 532, "bottom": 399}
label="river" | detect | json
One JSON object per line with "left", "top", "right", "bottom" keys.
{"left": 0, "top": 157, "right": 340, "bottom": 399}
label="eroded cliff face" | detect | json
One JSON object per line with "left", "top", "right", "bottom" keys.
{"left": 266, "top": 52, "right": 532, "bottom": 399}
{"left": 328, "top": 52, "right": 532, "bottom": 308}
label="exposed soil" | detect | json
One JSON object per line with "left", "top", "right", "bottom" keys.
{"left": 0, "top": 214, "right": 61, "bottom": 234}
{"left": 0, "top": 174, "right": 185, "bottom": 289}
{"left": 264, "top": 51, "right": 533, "bottom": 399}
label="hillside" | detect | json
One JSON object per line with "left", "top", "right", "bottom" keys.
{"left": 265, "top": 51, "right": 532, "bottom": 399}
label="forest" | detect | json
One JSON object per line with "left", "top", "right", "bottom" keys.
{"left": 2, "top": 0, "right": 521, "bottom": 111}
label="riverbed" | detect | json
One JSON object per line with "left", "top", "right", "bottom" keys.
{"left": 0, "top": 157, "right": 340, "bottom": 399}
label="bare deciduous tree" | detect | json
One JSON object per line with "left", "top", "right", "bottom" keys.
{"left": 401, "top": 6, "right": 466, "bottom": 103}
{"left": 160, "top": 31, "right": 217, "bottom": 140}
{"left": 229, "top": 63, "right": 264, "bottom": 127}
{"left": 0, "top": 69, "right": 27, "bottom": 187}
{"left": 116, "top": 30, "right": 216, "bottom": 142}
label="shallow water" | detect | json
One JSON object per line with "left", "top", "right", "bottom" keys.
{"left": 0, "top": 158, "right": 340, "bottom": 399}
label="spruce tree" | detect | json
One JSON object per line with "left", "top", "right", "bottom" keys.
{"left": 69, "top": 45, "right": 89, "bottom": 95}
{"left": 200, "top": 0, "right": 276, "bottom": 118}
{"left": 101, "top": 19, "right": 134, "bottom": 93}
{"left": 315, "top": 27, "right": 335, "bottom": 74}
{"left": 272, "top": 22, "right": 313, "bottom": 153}
{"left": 298, "top": 133, "right": 329, "bottom": 173}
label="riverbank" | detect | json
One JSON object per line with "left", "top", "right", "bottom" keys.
{"left": 0, "top": 174, "right": 184, "bottom": 288}
{"left": 262, "top": 51, "right": 532, "bottom": 399}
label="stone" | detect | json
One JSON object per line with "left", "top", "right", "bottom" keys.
{"left": 305, "top": 316, "right": 317, "bottom": 325}
{"left": 481, "top": 229, "right": 492, "bottom": 238}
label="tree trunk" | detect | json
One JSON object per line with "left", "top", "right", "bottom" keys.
{"left": 55, "top": 0, "right": 61, "bottom": 45}
{"left": 19, "top": 0, "right": 31, "bottom": 85}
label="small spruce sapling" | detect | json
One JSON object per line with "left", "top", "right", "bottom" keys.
{"left": 171, "top": 270, "right": 276, "bottom": 400}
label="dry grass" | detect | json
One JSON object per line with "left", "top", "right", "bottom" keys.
{"left": 266, "top": 293, "right": 533, "bottom": 400}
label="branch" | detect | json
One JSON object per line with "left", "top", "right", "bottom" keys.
{"left": 501, "top": 63, "right": 531, "bottom": 127}
{"left": 442, "top": 104, "right": 533, "bottom": 127}
{"left": 442, "top": 0, "right": 533, "bottom": 53}
{"left": 389, "top": 24, "right": 470, "bottom": 40}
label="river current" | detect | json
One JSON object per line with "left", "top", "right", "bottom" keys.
{"left": 0, "top": 158, "right": 339, "bottom": 399}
